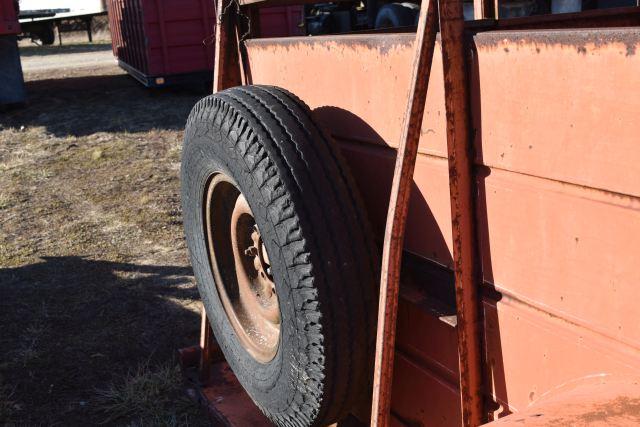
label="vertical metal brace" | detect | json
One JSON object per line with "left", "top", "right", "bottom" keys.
{"left": 202, "top": 0, "right": 244, "bottom": 380}
{"left": 199, "top": 307, "right": 215, "bottom": 382}
{"left": 439, "top": 0, "right": 485, "bottom": 424}
{"left": 370, "top": 0, "right": 439, "bottom": 425}
{"left": 213, "top": 0, "right": 243, "bottom": 92}
{"left": 198, "top": 306, "right": 225, "bottom": 382}
{"left": 237, "top": 5, "right": 261, "bottom": 85}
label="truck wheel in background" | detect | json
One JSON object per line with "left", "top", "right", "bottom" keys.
{"left": 25, "top": 22, "right": 56, "bottom": 46}
{"left": 38, "top": 24, "right": 56, "bottom": 46}
{"left": 375, "top": 2, "right": 420, "bottom": 28}
{"left": 181, "top": 85, "right": 378, "bottom": 426}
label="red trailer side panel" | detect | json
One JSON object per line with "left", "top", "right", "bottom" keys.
{"left": 259, "top": 6, "right": 304, "bottom": 37}
{"left": 108, "top": 0, "right": 216, "bottom": 79}
{"left": 0, "top": 0, "right": 20, "bottom": 35}
{"left": 107, "top": 0, "right": 303, "bottom": 84}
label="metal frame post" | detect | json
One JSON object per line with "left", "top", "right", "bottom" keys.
{"left": 439, "top": 0, "right": 484, "bottom": 424}
{"left": 213, "top": 0, "right": 243, "bottom": 92}
{"left": 370, "top": 0, "right": 440, "bottom": 424}
{"left": 372, "top": 0, "right": 485, "bottom": 424}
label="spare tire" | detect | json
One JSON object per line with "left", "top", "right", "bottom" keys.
{"left": 374, "top": 2, "right": 420, "bottom": 28}
{"left": 181, "top": 85, "right": 378, "bottom": 426}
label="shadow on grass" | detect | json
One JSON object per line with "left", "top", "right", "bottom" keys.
{"left": 0, "top": 72, "right": 208, "bottom": 137}
{"left": 0, "top": 256, "right": 205, "bottom": 425}
{"left": 19, "top": 42, "right": 113, "bottom": 57}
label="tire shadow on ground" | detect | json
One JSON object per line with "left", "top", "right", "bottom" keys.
{"left": 0, "top": 256, "right": 206, "bottom": 425}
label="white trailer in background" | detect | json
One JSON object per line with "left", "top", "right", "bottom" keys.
{"left": 19, "top": 0, "right": 106, "bottom": 16}
{"left": 18, "top": 0, "right": 107, "bottom": 45}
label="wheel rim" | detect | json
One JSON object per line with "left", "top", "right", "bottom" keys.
{"left": 204, "top": 174, "right": 280, "bottom": 363}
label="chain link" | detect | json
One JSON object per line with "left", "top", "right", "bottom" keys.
{"left": 204, "top": 0, "right": 252, "bottom": 46}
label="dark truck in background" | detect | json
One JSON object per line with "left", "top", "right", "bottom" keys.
{"left": 306, "top": 1, "right": 421, "bottom": 34}
{"left": 305, "top": 0, "right": 637, "bottom": 34}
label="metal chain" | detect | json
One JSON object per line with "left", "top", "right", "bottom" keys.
{"left": 237, "top": 3, "right": 252, "bottom": 42}
{"left": 204, "top": 0, "right": 252, "bottom": 46}
{"left": 217, "top": 0, "right": 238, "bottom": 24}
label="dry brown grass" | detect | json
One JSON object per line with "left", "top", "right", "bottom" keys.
{"left": 0, "top": 47, "right": 211, "bottom": 425}
{"left": 94, "top": 361, "right": 201, "bottom": 426}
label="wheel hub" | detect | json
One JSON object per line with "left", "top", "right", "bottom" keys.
{"left": 204, "top": 174, "right": 280, "bottom": 363}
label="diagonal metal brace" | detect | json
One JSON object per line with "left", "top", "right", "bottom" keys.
{"left": 370, "top": 0, "right": 440, "bottom": 424}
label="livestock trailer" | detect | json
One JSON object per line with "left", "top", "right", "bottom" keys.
{"left": 179, "top": 0, "right": 640, "bottom": 425}
{"left": 0, "top": 0, "right": 25, "bottom": 106}
{"left": 107, "top": 0, "right": 304, "bottom": 87}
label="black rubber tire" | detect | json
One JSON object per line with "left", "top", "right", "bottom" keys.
{"left": 181, "top": 85, "right": 378, "bottom": 427}
{"left": 374, "top": 2, "right": 420, "bottom": 28}
{"left": 38, "top": 24, "right": 55, "bottom": 46}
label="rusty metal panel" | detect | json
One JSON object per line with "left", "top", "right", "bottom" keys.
{"left": 245, "top": 34, "right": 448, "bottom": 154}
{"left": 339, "top": 142, "right": 454, "bottom": 268}
{"left": 344, "top": 139, "right": 640, "bottom": 367}
{"left": 471, "top": 29, "right": 640, "bottom": 198}
{"left": 483, "top": 297, "right": 640, "bottom": 418}
{"left": 484, "top": 375, "right": 640, "bottom": 426}
{"left": 478, "top": 168, "right": 640, "bottom": 350}
{"left": 245, "top": 33, "right": 640, "bottom": 342}
{"left": 244, "top": 29, "right": 640, "bottom": 425}
{"left": 185, "top": 359, "right": 272, "bottom": 426}
{"left": 396, "top": 299, "right": 460, "bottom": 385}
{"left": 246, "top": 29, "right": 640, "bottom": 198}
{"left": 392, "top": 352, "right": 462, "bottom": 426}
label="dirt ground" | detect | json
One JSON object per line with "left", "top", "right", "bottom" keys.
{"left": 19, "top": 42, "right": 115, "bottom": 73}
{"left": 18, "top": 19, "right": 115, "bottom": 74}
{"left": 0, "top": 39, "right": 213, "bottom": 425}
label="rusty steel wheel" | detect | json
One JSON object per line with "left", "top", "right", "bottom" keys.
{"left": 181, "top": 85, "right": 378, "bottom": 427}
{"left": 204, "top": 174, "right": 280, "bottom": 363}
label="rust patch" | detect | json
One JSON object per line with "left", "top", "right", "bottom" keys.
{"left": 577, "top": 397, "right": 640, "bottom": 423}
{"left": 248, "top": 26, "right": 640, "bottom": 58}
{"left": 473, "top": 28, "right": 640, "bottom": 56}
{"left": 246, "top": 33, "right": 417, "bottom": 56}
